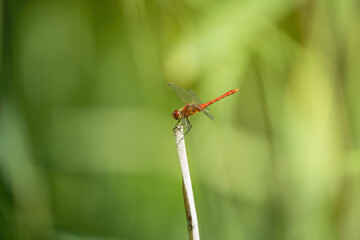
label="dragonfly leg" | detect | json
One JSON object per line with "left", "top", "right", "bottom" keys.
{"left": 173, "top": 118, "right": 187, "bottom": 136}
{"left": 173, "top": 118, "right": 183, "bottom": 131}
{"left": 173, "top": 118, "right": 191, "bottom": 137}
{"left": 175, "top": 118, "right": 182, "bottom": 127}
{"left": 184, "top": 118, "right": 192, "bottom": 136}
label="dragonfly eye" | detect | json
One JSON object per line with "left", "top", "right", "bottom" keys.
{"left": 172, "top": 110, "right": 181, "bottom": 120}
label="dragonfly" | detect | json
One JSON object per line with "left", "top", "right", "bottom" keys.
{"left": 169, "top": 82, "right": 239, "bottom": 136}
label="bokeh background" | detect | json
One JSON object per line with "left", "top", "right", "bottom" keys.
{"left": 1, "top": 0, "right": 360, "bottom": 239}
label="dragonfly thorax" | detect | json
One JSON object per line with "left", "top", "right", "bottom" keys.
{"left": 172, "top": 109, "right": 181, "bottom": 120}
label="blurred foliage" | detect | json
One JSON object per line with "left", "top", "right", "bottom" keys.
{"left": 1, "top": 0, "right": 360, "bottom": 239}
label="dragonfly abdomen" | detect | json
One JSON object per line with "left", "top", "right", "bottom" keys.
{"left": 199, "top": 89, "right": 239, "bottom": 109}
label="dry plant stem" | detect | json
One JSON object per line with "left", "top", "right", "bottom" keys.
{"left": 173, "top": 125, "right": 200, "bottom": 240}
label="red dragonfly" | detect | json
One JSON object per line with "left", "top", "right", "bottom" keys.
{"left": 169, "top": 82, "right": 239, "bottom": 135}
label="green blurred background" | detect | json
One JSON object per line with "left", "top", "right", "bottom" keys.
{"left": 1, "top": 0, "right": 360, "bottom": 239}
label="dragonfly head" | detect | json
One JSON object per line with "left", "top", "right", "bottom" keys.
{"left": 172, "top": 110, "right": 181, "bottom": 120}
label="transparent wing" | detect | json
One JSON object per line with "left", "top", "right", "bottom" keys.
{"left": 202, "top": 108, "right": 215, "bottom": 121}
{"left": 188, "top": 89, "right": 203, "bottom": 105}
{"left": 168, "top": 82, "right": 194, "bottom": 104}
{"left": 189, "top": 89, "right": 215, "bottom": 121}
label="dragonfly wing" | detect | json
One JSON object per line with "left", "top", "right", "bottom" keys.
{"left": 168, "top": 82, "right": 194, "bottom": 104}
{"left": 202, "top": 108, "right": 215, "bottom": 121}
{"left": 188, "top": 89, "right": 204, "bottom": 104}
{"left": 189, "top": 89, "right": 215, "bottom": 120}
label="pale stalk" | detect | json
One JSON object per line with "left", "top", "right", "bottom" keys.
{"left": 173, "top": 126, "right": 200, "bottom": 240}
